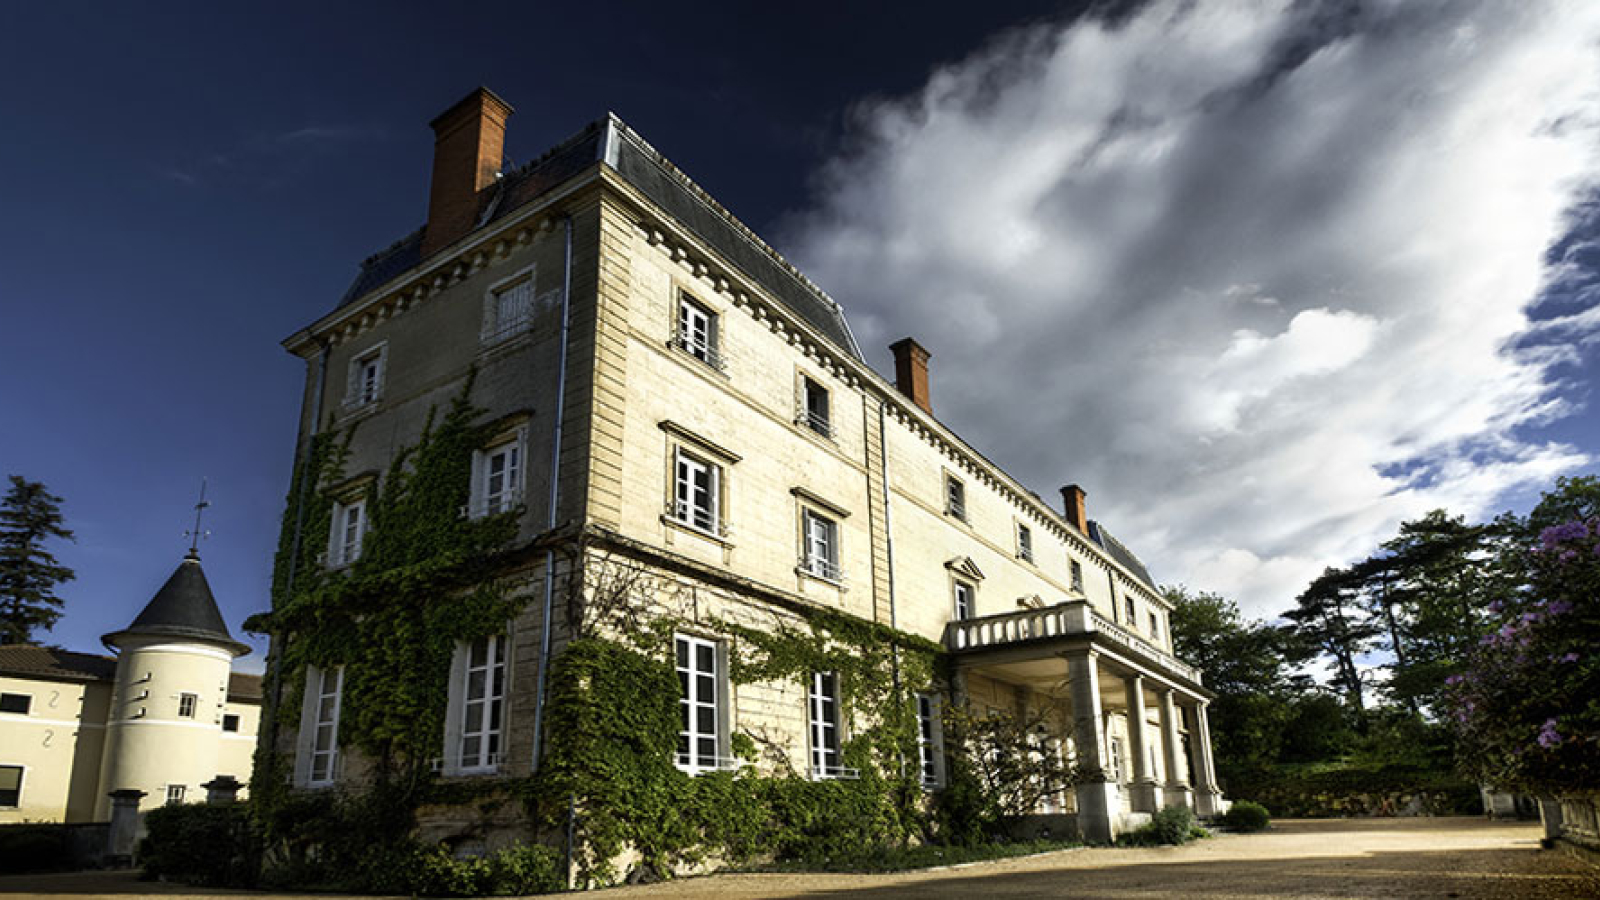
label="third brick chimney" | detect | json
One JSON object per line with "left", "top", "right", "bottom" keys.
{"left": 422, "top": 87, "right": 514, "bottom": 259}
{"left": 1061, "top": 484, "right": 1088, "bottom": 533}
{"left": 890, "top": 338, "right": 932, "bottom": 415}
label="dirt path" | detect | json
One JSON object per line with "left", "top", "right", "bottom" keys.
{"left": 1, "top": 818, "right": 1595, "bottom": 899}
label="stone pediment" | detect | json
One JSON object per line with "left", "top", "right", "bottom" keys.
{"left": 944, "top": 556, "right": 985, "bottom": 581}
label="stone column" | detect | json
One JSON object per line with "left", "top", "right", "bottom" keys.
{"left": 1124, "top": 674, "right": 1159, "bottom": 812}
{"left": 105, "top": 789, "right": 146, "bottom": 867}
{"left": 1192, "top": 701, "right": 1224, "bottom": 816}
{"left": 1159, "top": 689, "right": 1192, "bottom": 809}
{"left": 203, "top": 775, "right": 242, "bottom": 805}
{"left": 1068, "top": 650, "right": 1120, "bottom": 843}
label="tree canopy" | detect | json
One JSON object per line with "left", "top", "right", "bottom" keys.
{"left": 0, "top": 475, "right": 76, "bottom": 645}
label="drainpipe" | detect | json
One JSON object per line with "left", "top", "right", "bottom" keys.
{"left": 262, "top": 338, "right": 329, "bottom": 766}
{"left": 531, "top": 214, "right": 573, "bottom": 770}
{"left": 877, "top": 402, "right": 906, "bottom": 776}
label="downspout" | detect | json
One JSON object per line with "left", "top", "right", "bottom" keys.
{"left": 262, "top": 338, "right": 330, "bottom": 767}
{"left": 531, "top": 214, "right": 573, "bottom": 770}
{"left": 877, "top": 402, "right": 905, "bottom": 776}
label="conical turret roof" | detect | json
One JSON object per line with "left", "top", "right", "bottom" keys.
{"left": 102, "top": 551, "right": 249, "bottom": 656}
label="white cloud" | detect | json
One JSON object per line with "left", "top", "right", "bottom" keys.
{"left": 785, "top": 0, "right": 1600, "bottom": 618}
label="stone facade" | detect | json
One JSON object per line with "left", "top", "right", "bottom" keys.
{"left": 270, "top": 88, "right": 1222, "bottom": 845}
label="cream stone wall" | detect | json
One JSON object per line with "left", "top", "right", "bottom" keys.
{"left": 0, "top": 676, "right": 109, "bottom": 823}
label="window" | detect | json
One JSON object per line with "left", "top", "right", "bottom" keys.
{"left": 1124, "top": 595, "right": 1137, "bottom": 626}
{"left": 1017, "top": 523, "right": 1034, "bottom": 562}
{"left": 1110, "top": 737, "right": 1126, "bottom": 782}
{"left": 330, "top": 497, "right": 366, "bottom": 567}
{"left": 166, "top": 784, "right": 186, "bottom": 805}
{"left": 672, "top": 448, "right": 722, "bottom": 536}
{"left": 808, "top": 672, "right": 845, "bottom": 779}
{"left": 915, "top": 693, "right": 943, "bottom": 787}
{"left": 483, "top": 269, "right": 535, "bottom": 344}
{"left": 0, "top": 693, "right": 29, "bottom": 715}
{"left": 222, "top": 714, "right": 240, "bottom": 733}
{"left": 944, "top": 475, "right": 966, "bottom": 520}
{"left": 457, "top": 635, "right": 507, "bottom": 772}
{"left": 675, "top": 634, "right": 729, "bottom": 774}
{"left": 1149, "top": 612, "right": 1161, "bottom": 640}
{"left": 953, "top": 579, "right": 975, "bottom": 621}
{"left": 675, "top": 294, "right": 723, "bottom": 370}
{"left": 471, "top": 428, "right": 526, "bottom": 517}
{"left": 800, "top": 376, "right": 831, "bottom": 437}
{"left": 178, "top": 693, "right": 198, "bottom": 719}
{"left": 0, "top": 766, "right": 20, "bottom": 807}
{"left": 1070, "top": 560, "right": 1084, "bottom": 594}
{"left": 801, "top": 509, "right": 842, "bottom": 582}
{"left": 308, "top": 666, "right": 343, "bottom": 785}
{"left": 345, "top": 343, "right": 386, "bottom": 410}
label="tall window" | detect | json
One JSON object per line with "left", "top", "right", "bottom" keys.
{"left": 676, "top": 634, "right": 726, "bottom": 774}
{"left": 809, "top": 672, "right": 842, "bottom": 778}
{"left": 801, "top": 376, "right": 831, "bottom": 437}
{"left": 472, "top": 429, "right": 526, "bottom": 518}
{"left": 672, "top": 448, "right": 721, "bottom": 535}
{"left": 0, "top": 766, "right": 21, "bottom": 807}
{"left": 308, "top": 666, "right": 343, "bottom": 785}
{"left": 1070, "top": 560, "right": 1084, "bottom": 594}
{"left": 953, "top": 579, "right": 975, "bottom": 621}
{"left": 676, "top": 294, "right": 723, "bottom": 370}
{"left": 1149, "top": 612, "right": 1161, "bottom": 641}
{"left": 1017, "top": 523, "right": 1034, "bottom": 562}
{"left": 346, "top": 344, "right": 386, "bottom": 409}
{"left": 944, "top": 475, "right": 966, "bottom": 521}
{"left": 1124, "top": 595, "right": 1137, "bottom": 626}
{"left": 801, "top": 510, "right": 841, "bottom": 581}
{"left": 177, "top": 693, "right": 198, "bottom": 719}
{"left": 459, "top": 635, "right": 507, "bottom": 772}
{"left": 484, "top": 271, "right": 534, "bottom": 344}
{"left": 330, "top": 497, "right": 366, "bottom": 567}
{"left": 916, "top": 693, "right": 942, "bottom": 787}
{"left": 1110, "top": 737, "right": 1126, "bottom": 782}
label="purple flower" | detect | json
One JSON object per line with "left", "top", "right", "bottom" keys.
{"left": 1489, "top": 599, "right": 1504, "bottom": 613}
{"left": 1538, "top": 719, "right": 1561, "bottom": 749}
{"left": 1562, "top": 652, "right": 1580, "bottom": 663}
{"left": 1546, "top": 601, "right": 1573, "bottom": 616}
{"left": 1445, "top": 674, "right": 1464, "bottom": 686}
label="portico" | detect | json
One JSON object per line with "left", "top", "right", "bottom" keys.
{"left": 946, "top": 599, "right": 1222, "bottom": 842}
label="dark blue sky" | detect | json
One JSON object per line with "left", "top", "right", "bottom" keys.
{"left": 3, "top": 1, "right": 1597, "bottom": 663}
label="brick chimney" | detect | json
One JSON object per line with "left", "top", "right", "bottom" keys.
{"left": 1061, "top": 484, "right": 1088, "bottom": 533}
{"left": 422, "top": 87, "right": 515, "bottom": 259}
{"left": 890, "top": 338, "right": 932, "bottom": 415}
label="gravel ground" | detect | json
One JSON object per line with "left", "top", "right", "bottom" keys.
{"left": 1, "top": 817, "right": 1595, "bottom": 899}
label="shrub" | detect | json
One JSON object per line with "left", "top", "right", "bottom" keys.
{"left": 1220, "top": 800, "right": 1270, "bottom": 832}
{"left": 140, "top": 803, "right": 259, "bottom": 887}
{"left": 400, "top": 842, "right": 563, "bottom": 896}
{"left": 1118, "top": 805, "right": 1202, "bottom": 847}
{"left": 0, "top": 825, "right": 75, "bottom": 874}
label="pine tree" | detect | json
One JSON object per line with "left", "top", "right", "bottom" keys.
{"left": 0, "top": 475, "right": 76, "bottom": 645}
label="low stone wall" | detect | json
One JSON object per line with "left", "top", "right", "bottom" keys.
{"left": 1544, "top": 794, "right": 1600, "bottom": 865}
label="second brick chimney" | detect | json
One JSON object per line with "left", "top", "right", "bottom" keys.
{"left": 422, "top": 87, "right": 515, "bottom": 259}
{"left": 1061, "top": 484, "right": 1088, "bottom": 533}
{"left": 890, "top": 338, "right": 932, "bottom": 415}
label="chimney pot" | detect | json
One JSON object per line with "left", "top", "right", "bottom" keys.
{"left": 1061, "top": 484, "right": 1088, "bottom": 533}
{"left": 422, "top": 87, "right": 515, "bottom": 259}
{"left": 889, "top": 337, "right": 933, "bottom": 414}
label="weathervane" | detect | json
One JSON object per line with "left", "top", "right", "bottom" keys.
{"left": 185, "top": 478, "right": 211, "bottom": 555}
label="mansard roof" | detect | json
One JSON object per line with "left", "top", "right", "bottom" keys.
{"left": 335, "top": 115, "right": 862, "bottom": 362}
{"left": 102, "top": 551, "right": 249, "bottom": 656}
{"left": 1089, "top": 521, "right": 1156, "bottom": 588}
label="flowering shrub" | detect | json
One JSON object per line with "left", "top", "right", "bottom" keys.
{"left": 1444, "top": 518, "right": 1599, "bottom": 795}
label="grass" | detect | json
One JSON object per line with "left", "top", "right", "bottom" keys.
{"left": 747, "top": 839, "right": 1082, "bottom": 874}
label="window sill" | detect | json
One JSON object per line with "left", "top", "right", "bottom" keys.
{"left": 478, "top": 328, "right": 534, "bottom": 359}
{"left": 338, "top": 400, "right": 382, "bottom": 423}
{"left": 662, "top": 514, "right": 734, "bottom": 546}
{"left": 795, "top": 565, "right": 847, "bottom": 590}
{"left": 667, "top": 338, "right": 731, "bottom": 378}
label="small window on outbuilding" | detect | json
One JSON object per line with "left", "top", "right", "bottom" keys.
{"left": 0, "top": 693, "right": 30, "bottom": 715}
{"left": 222, "top": 714, "right": 241, "bottom": 733}
{"left": 0, "top": 766, "right": 21, "bottom": 807}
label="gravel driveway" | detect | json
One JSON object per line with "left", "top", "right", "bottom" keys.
{"left": 1, "top": 817, "right": 1595, "bottom": 899}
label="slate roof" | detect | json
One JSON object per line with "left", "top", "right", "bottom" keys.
{"left": 104, "top": 551, "right": 249, "bottom": 655}
{"left": 0, "top": 644, "right": 262, "bottom": 702}
{"left": 334, "top": 115, "right": 862, "bottom": 361}
{"left": 1089, "top": 521, "right": 1156, "bottom": 589}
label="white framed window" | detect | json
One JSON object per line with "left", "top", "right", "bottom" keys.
{"left": 0, "top": 766, "right": 21, "bottom": 808}
{"left": 800, "top": 376, "right": 831, "bottom": 437}
{"left": 672, "top": 448, "right": 722, "bottom": 536}
{"left": 482, "top": 267, "right": 535, "bottom": 345}
{"left": 675, "top": 293, "right": 724, "bottom": 370}
{"left": 944, "top": 475, "right": 966, "bottom": 521}
{"left": 1017, "top": 523, "right": 1034, "bottom": 563}
{"left": 1070, "top": 560, "right": 1084, "bottom": 594}
{"left": 1110, "top": 736, "right": 1126, "bottom": 783}
{"left": 166, "top": 784, "right": 186, "bottom": 805}
{"left": 471, "top": 427, "right": 527, "bottom": 518}
{"left": 808, "top": 672, "right": 852, "bottom": 779}
{"left": 452, "top": 635, "right": 507, "bottom": 774}
{"left": 915, "top": 693, "right": 943, "bottom": 788}
{"left": 800, "top": 509, "right": 842, "bottom": 582}
{"left": 1149, "top": 611, "right": 1161, "bottom": 641}
{"left": 307, "top": 666, "right": 343, "bottom": 785}
{"left": 345, "top": 343, "right": 387, "bottom": 410}
{"left": 0, "top": 693, "right": 30, "bottom": 715}
{"left": 329, "top": 496, "right": 367, "bottom": 567}
{"left": 675, "top": 633, "right": 732, "bottom": 774}
{"left": 953, "top": 579, "right": 975, "bottom": 621}
{"left": 177, "top": 692, "right": 198, "bottom": 719}
{"left": 1124, "top": 595, "right": 1137, "bottom": 626}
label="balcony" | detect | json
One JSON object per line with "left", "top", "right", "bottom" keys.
{"left": 945, "top": 600, "right": 1203, "bottom": 686}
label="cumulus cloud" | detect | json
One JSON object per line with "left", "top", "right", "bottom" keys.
{"left": 785, "top": 0, "right": 1600, "bottom": 617}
